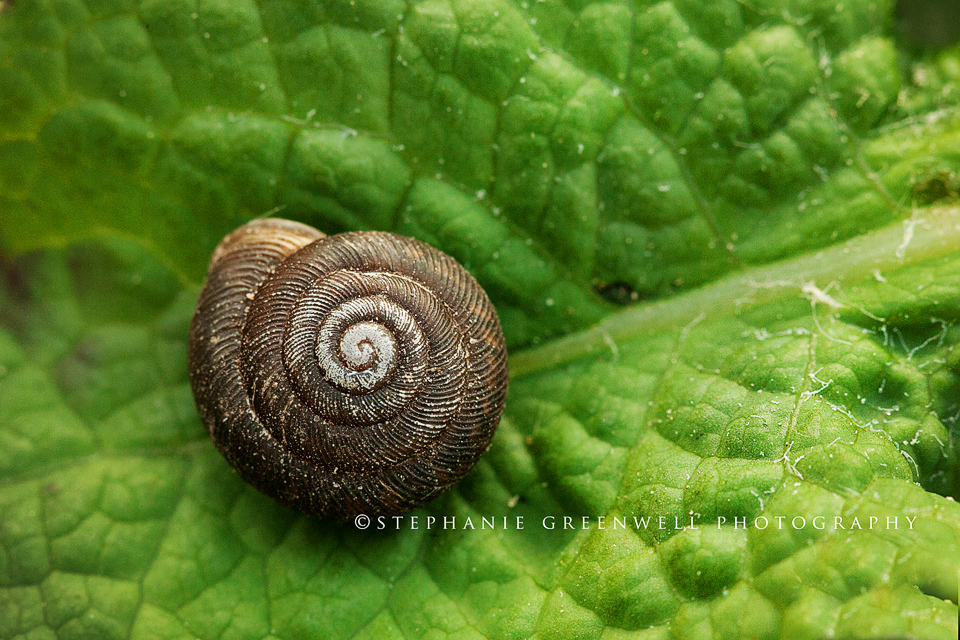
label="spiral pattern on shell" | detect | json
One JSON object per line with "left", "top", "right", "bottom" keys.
{"left": 188, "top": 219, "right": 508, "bottom": 520}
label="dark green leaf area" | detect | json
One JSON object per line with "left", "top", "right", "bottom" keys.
{"left": 3, "top": 0, "right": 960, "bottom": 352}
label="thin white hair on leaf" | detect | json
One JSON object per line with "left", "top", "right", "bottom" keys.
{"left": 802, "top": 281, "right": 852, "bottom": 345}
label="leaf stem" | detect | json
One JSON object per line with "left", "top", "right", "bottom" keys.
{"left": 508, "top": 206, "right": 960, "bottom": 378}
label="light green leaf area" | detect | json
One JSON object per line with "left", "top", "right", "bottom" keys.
{"left": 1, "top": 0, "right": 959, "bottom": 638}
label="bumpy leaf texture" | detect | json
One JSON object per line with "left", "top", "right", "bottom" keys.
{"left": 1, "top": 0, "right": 959, "bottom": 638}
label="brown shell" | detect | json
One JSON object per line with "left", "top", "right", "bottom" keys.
{"left": 188, "top": 219, "right": 508, "bottom": 520}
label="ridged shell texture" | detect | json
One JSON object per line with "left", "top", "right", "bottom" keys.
{"left": 188, "top": 219, "right": 508, "bottom": 520}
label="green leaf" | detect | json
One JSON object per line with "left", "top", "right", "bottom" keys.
{"left": 1, "top": 0, "right": 959, "bottom": 638}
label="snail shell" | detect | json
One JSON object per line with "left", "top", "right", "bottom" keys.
{"left": 188, "top": 219, "right": 508, "bottom": 520}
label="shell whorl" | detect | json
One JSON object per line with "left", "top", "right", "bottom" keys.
{"left": 188, "top": 219, "right": 508, "bottom": 520}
